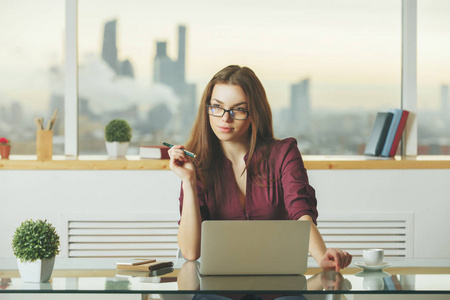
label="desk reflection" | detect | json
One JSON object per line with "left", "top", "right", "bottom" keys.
{"left": 354, "top": 271, "right": 391, "bottom": 291}
{"left": 177, "top": 261, "right": 351, "bottom": 292}
{"left": 0, "top": 278, "right": 11, "bottom": 290}
{"left": 307, "top": 271, "right": 352, "bottom": 291}
{"left": 177, "top": 261, "right": 200, "bottom": 290}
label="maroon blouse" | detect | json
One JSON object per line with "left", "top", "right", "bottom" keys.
{"left": 178, "top": 138, "right": 318, "bottom": 225}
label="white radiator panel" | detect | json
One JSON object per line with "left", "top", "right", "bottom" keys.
{"left": 69, "top": 236, "right": 177, "bottom": 242}
{"left": 63, "top": 213, "right": 413, "bottom": 259}
{"left": 317, "top": 213, "right": 413, "bottom": 259}
{"left": 69, "top": 250, "right": 177, "bottom": 257}
{"left": 63, "top": 214, "right": 179, "bottom": 259}
{"left": 69, "top": 228, "right": 179, "bottom": 235}
{"left": 69, "top": 243, "right": 177, "bottom": 250}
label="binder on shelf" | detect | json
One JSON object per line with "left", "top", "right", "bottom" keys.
{"left": 364, "top": 112, "right": 394, "bottom": 156}
{"left": 381, "top": 109, "right": 404, "bottom": 157}
{"left": 388, "top": 110, "right": 409, "bottom": 157}
{"left": 384, "top": 276, "right": 396, "bottom": 290}
{"left": 391, "top": 275, "right": 403, "bottom": 290}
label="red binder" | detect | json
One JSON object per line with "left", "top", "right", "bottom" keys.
{"left": 389, "top": 110, "right": 409, "bottom": 156}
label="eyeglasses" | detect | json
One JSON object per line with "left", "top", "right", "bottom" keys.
{"left": 207, "top": 105, "right": 249, "bottom": 120}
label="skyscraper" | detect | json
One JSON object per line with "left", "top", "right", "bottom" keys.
{"left": 441, "top": 84, "right": 449, "bottom": 118}
{"left": 102, "top": 19, "right": 135, "bottom": 78}
{"left": 120, "top": 59, "right": 134, "bottom": 78}
{"left": 153, "top": 25, "right": 187, "bottom": 91}
{"left": 153, "top": 25, "right": 196, "bottom": 137}
{"left": 441, "top": 84, "right": 450, "bottom": 146}
{"left": 153, "top": 42, "right": 175, "bottom": 87}
{"left": 177, "top": 26, "right": 186, "bottom": 84}
{"left": 290, "top": 79, "right": 311, "bottom": 136}
{"left": 102, "top": 20, "right": 118, "bottom": 73}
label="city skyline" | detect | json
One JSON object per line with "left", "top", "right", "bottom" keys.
{"left": 2, "top": 0, "right": 450, "bottom": 114}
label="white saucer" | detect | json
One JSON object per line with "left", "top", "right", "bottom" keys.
{"left": 355, "top": 270, "right": 391, "bottom": 278}
{"left": 355, "top": 262, "right": 391, "bottom": 271}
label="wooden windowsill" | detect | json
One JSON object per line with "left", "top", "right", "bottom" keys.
{"left": 1, "top": 155, "right": 450, "bottom": 170}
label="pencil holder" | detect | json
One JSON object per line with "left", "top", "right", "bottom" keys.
{"left": 36, "top": 130, "right": 53, "bottom": 160}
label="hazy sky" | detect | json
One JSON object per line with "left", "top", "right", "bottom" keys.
{"left": 77, "top": 0, "right": 403, "bottom": 110}
{"left": 1, "top": 0, "right": 449, "bottom": 113}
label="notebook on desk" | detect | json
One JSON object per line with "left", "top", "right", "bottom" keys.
{"left": 199, "top": 220, "right": 310, "bottom": 275}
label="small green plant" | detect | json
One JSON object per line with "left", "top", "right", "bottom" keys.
{"left": 105, "top": 119, "right": 132, "bottom": 143}
{"left": 12, "top": 219, "right": 61, "bottom": 262}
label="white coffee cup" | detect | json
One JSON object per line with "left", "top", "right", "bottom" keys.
{"left": 363, "top": 277, "right": 384, "bottom": 290}
{"left": 363, "top": 249, "right": 384, "bottom": 266}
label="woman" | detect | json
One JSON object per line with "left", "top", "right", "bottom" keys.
{"left": 169, "top": 65, "right": 352, "bottom": 271}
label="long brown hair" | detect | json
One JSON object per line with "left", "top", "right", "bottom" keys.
{"left": 185, "top": 65, "right": 275, "bottom": 194}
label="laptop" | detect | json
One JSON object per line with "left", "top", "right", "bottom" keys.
{"left": 200, "top": 274, "right": 307, "bottom": 291}
{"left": 199, "top": 220, "right": 310, "bottom": 275}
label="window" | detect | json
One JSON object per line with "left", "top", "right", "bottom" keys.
{"left": 77, "top": 0, "right": 401, "bottom": 155}
{"left": 0, "top": 0, "right": 65, "bottom": 155}
{"left": 417, "top": 0, "right": 450, "bottom": 155}
{"left": 5, "top": 1, "right": 442, "bottom": 157}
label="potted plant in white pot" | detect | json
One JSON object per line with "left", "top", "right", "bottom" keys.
{"left": 12, "top": 219, "right": 60, "bottom": 283}
{"left": 105, "top": 119, "right": 132, "bottom": 157}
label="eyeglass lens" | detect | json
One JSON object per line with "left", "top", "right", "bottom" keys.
{"left": 207, "top": 106, "right": 248, "bottom": 120}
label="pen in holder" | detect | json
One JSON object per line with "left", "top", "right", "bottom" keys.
{"left": 36, "top": 130, "right": 53, "bottom": 160}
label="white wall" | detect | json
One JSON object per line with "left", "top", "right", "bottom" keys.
{"left": 1, "top": 169, "right": 449, "bottom": 259}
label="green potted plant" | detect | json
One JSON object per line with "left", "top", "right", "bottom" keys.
{"left": 105, "top": 119, "right": 132, "bottom": 157}
{"left": 12, "top": 219, "right": 61, "bottom": 282}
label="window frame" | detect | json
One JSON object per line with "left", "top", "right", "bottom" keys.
{"left": 65, "top": 0, "right": 78, "bottom": 157}
{"left": 402, "top": 0, "right": 418, "bottom": 156}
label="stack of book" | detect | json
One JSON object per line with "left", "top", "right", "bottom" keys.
{"left": 364, "top": 109, "right": 409, "bottom": 157}
{"left": 139, "top": 146, "right": 170, "bottom": 159}
{"left": 115, "top": 259, "right": 175, "bottom": 277}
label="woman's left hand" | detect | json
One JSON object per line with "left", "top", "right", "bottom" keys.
{"left": 320, "top": 248, "right": 352, "bottom": 272}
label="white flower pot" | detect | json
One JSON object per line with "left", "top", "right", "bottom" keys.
{"left": 105, "top": 141, "right": 129, "bottom": 157}
{"left": 17, "top": 257, "right": 55, "bottom": 283}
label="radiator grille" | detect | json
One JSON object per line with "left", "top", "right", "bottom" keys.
{"left": 316, "top": 213, "right": 413, "bottom": 259}
{"left": 65, "top": 215, "right": 179, "bottom": 259}
{"left": 64, "top": 213, "right": 413, "bottom": 259}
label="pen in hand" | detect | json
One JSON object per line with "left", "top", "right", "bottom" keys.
{"left": 161, "top": 142, "right": 197, "bottom": 158}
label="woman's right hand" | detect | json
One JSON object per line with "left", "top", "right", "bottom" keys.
{"left": 168, "top": 145, "right": 196, "bottom": 182}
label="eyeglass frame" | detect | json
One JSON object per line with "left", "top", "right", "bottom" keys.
{"left": 206, "top": 104, "right": 250, "bottom": 120}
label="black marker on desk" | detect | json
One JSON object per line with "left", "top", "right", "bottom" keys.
{"left": 161, "top": 142, "right": 197, "bottom": 158}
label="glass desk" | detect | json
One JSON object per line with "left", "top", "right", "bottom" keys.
{"left": 1, "top": 260, "right": 450, "bottom": 298}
